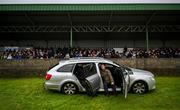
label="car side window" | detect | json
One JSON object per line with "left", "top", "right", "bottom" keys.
{"left": 99, "top": 63, "right": 122, "bottom": 75}
{"left": 99, "top": 63, "right": 114, "bottom": 71}
{"left": 57, "top": 64, "right": 75, "bottom": 72}
{"left": 84, "top": 63, "right": 97, "bottom": 77}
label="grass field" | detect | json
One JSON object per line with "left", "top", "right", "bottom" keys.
{"left": 0, "top": 77, "right": 180, "bottom": 110}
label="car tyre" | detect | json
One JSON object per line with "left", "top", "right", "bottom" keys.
{"left": 131, "top": 81, "right": 148, "bottom": 94}
{"left": 62, "top": 82, "right": 78, "bottom": 95}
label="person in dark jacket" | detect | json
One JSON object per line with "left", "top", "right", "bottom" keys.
{"left": 100, "top": 64, "right": 117, "bottom": 96}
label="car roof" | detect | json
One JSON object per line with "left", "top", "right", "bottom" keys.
{"left": 59, "top": 57, "right": 114, "bottom": 64}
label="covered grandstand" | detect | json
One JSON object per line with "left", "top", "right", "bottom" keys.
{"left": 0, "top": 2, "right": 180, "bottom": 50}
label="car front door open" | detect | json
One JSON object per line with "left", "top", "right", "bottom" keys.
{"left": 122, "top": 69, "right": 130, "bottom": 99}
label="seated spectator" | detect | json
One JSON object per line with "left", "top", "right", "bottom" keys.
{"left": 0, "top": 47, "right": 179, "bottom": 60}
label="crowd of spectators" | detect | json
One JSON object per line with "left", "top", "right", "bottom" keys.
{"left": 123, "top": 47, "right": 180, "bottom": 58}
{"left": 0, "top": 47, "right": 180, "bottom": 60}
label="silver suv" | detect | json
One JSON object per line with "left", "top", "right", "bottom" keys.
{"left": 44, "top": 57, "right": 155, "bottom": 98}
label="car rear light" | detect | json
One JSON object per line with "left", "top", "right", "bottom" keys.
{"left": 46, "top": 74, "right": 52, "bottom": 80}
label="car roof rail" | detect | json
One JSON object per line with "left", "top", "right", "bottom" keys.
{"left": 69, "top": 57, "right": 104, "bottom": 60}
{"left": 59, "top": 57, "right": 113, "bottom": 64}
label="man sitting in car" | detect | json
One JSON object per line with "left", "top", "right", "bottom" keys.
{"left": 100, "top": 64, "right": 117, "bottom": 96}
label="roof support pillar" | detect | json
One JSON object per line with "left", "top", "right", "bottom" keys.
{"left": 70, "top": 27, "right": 73, "bottom": 48}
{"left": 145, "top": 11, "right": 156, "bottom": 51}
{"left": 146, "top": 25, "right": 149, "bottom": 51}
{"left": 67, "top": 13, "right": 73, "bottom": 48}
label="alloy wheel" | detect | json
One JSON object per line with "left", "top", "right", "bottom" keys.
{"left": 63, "top": 83, "right": 77, "bottom": 95}
{"left": 132, "top": 82, "right": 147, "bottom": 94}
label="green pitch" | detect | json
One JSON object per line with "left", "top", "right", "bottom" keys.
{"left": 0, "top": 77, "right": 179, "bottom": 110}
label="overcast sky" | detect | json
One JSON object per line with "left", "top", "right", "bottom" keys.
{"left": 0, "top": 0, "right": 180, "bottom": 4}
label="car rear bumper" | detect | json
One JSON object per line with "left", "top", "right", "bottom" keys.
{"left": 44, "top": 82, "right": 60, "bottom": 91}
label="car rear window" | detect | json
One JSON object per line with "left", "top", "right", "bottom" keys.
{"left": 48, "top": 63, "right": 59, "bottom": 71}
{"left": 57, "top": 64, "right": 74, "bottom": 72}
